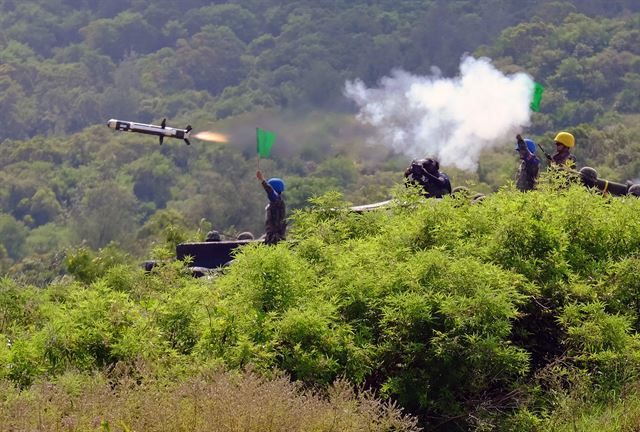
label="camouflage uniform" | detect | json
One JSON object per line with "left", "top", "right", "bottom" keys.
{"left": 422, "top": 172, "right": 452, "bottom": 198}
{"left": 404, "top": 159, "right": 452, "bottom": 198}
{"left": 516, "top": 156, "right": 540, "bottom": 191}
{"left": 550, "top": 151, "right": 576, "bottom": 169}
{"left": 261, "top": 180, "right": 286, "bottom": 245}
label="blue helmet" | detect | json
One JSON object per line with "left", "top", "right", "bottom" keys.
{"left": 515, "top": 138, "right": 537, "bottom": 154}
{"left": 267, "top": 178, "right": 285, "bottom": 194}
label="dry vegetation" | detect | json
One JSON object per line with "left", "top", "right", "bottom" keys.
{"left": 0, "top": 368, "right": 420, "bottom": 432}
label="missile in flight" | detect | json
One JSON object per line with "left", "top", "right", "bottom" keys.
{"left": 107, "top": 118, "right": 192, "bottom": 145}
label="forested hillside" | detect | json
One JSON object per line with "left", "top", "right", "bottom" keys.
{"left": 0, "top": 0, "right": 638, "bottom": 138}
{"left": 0, "top": 0, "right": 638, "bottom": 282}
{"left": 1, "top": 2, "right": 640, "bottom": 429}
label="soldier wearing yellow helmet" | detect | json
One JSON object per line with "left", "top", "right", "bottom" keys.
{"left": 546, "top": 131, "right": 576, "bottom": 169}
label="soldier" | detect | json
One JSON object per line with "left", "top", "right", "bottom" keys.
{"left": 404, "top": 159, "right": 427, "bottom": 189}
{"left": 547, "top": 131, "right": 577, "bottom": 169}
{"left": 256, "top": 170, "right": 286, "bottom": 245}
{"left": 404, "top": 157, "right": 452, "bottom": 198}
{"left": 579, "top": 167, "right": 599, "bottom": 188}
{"left": 515, "top": 134, "right": 540, "bottom": 192}
{"left": 579, "top": 167, "right": 630, "bottom": 197}
{"left": 471, "top": 193, "right": 486, "bottom": 204}
{"left": 237, "top": 231, "right": 255, "bottom": 240}
{"left": 205, "top": 230, "right": 221, "bottom": 241}
{"left": 451, "top": 186, "right": 470, "bottom": 198}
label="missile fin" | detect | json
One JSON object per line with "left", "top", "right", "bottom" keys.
{"left": 161, "top": 118, "right": 166, "bottom": 129}
{"left": 184, "top": 139, "right": 191, "bottom": 145}
{"left": 159, "top": 136, "right": 164, "bottom": 145}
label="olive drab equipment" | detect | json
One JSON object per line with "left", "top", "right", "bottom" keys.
{"left": 579, "top": 167, "right": 633, "bottom": 197}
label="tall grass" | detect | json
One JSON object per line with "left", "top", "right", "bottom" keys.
{"left": 541, "top": 382, "right": 640, "bottom": 432}
{"left": 0, "top": 368, "right": 420, "bottom": 432}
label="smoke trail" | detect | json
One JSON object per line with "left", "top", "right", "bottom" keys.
{"left": 344, "top": 56, "right": 535, "bottom": 171}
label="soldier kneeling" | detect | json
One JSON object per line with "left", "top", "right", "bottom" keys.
{"left": 404, "top": 158, "right": 452, "bottom": 198}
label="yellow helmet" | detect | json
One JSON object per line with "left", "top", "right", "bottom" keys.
{"left": 554, "top": 131, "right": 575, "bottom": 148}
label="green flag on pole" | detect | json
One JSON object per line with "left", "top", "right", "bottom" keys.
{"left": 530, "top": 82, "right": 544, "bottom": 112}
{"left": 256, "top": 127, "right": 276, "bottom": 158}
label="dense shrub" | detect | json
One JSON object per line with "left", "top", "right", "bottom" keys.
{"left": 2, "top": 182, "right": 640, "bottom": 429}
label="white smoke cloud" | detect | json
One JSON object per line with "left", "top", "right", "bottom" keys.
{"left": 344, "top": 56, "right": 535, "bottom": 171}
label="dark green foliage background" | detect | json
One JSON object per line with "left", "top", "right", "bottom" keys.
{"left": 0, "top": 0, "right": 639, "bottom": 281}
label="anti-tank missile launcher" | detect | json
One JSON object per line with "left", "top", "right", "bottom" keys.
{"left": 579, "top": 167, "right": 639, "bottom": 197}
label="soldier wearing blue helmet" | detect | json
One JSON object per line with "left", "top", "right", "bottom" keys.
{"left": 515, "top": 134, "right": 540, "bottom": 191}
{"left": 256, "top": 170, "right": 286, "bottom": 244}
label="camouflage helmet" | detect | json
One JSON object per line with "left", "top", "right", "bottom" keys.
{"left": 205, "top": 230, "right": 221, "bottom": 241}
{"left": 451, "top": 186, "right": 470, "bottom": 197}
{"left": 410, "top": 158, "right": 427, "bottom": 171}
{"left": 471, "top": 193, "right": 486, "bottom": 204}
{"left": 628, "top": 184, "right": 640, "bottom": 197}
{"left": 237, "top": 231, "right": 255, "bottom": 240}
{"left": 579, "top": 166, "right": 598, "bottom": 187}
{"left": 422, "top": 158, "right": 439, "bottom": 171}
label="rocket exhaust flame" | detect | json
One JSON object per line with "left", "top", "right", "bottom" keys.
{"left": 193, "top": 131, "right": 229, "bottom": 143}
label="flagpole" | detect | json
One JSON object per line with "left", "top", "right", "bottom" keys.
{"left": 256, "top": 127, "right": 260, "bottom": 170}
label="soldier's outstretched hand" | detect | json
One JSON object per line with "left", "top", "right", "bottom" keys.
{"left": 256, "top": 170, "right": 264, "bottom": 182}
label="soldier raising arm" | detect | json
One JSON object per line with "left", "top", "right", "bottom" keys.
{"left": 256, "top": 170, "right": 287, "bottom": 245}
{"left": 515, "top": 134, "right": 540, "bottom": 192}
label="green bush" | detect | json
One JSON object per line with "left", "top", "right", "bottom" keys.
{"left": 154, "top": 283, "right": 210, "bottom": 355}
{"left": 600, "top": 258, "right": 640, "bottom": 329}
{"left": 559, "top": 301, "right": 640, "bottom": 392}
{"left": 204, "top": 184, "right": 638, "bottom": 424}
{"left": 3, "top": 182, "right": 640, "bottom": 429}
{"left": 0, "top": 277, "right": 42, "bottom": 333}
{"left": 64, "top": 244, "right": 131, "bottom": 284}
{"left": 3, "top": 333, "right": 48, "bottom": 388}
{"left": 41, "top": 283, "right": 141, "bottom": 370}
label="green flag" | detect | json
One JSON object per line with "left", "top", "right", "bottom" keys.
{"left": 530, "top": 82, "right": 544, "bottom": 112}
{"left": 256, "top": 127, "right": 276, "bottom": 158}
